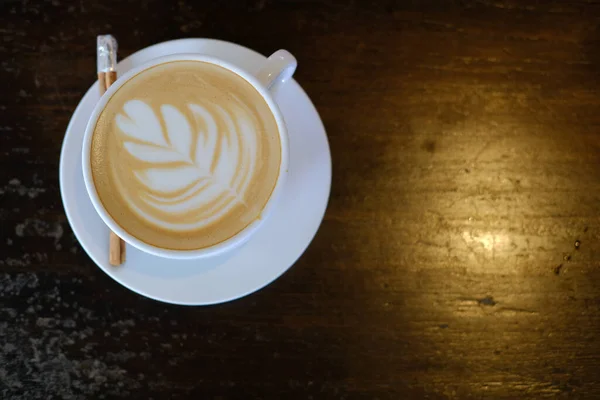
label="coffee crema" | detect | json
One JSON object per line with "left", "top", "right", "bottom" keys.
{"left": 91, "top": 61, "right": 281, "bottom": 250}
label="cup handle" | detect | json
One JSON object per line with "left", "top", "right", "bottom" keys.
{"left": 255, "top": 49, "right": 297, "bottom": 93}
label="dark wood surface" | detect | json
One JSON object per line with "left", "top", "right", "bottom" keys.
{"left": 1, "top": 1, "right": 600, "bottom": 398}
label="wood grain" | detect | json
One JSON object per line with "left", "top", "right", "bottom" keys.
{"left": 1, "top": 0, "right": 600, "bottom": 398}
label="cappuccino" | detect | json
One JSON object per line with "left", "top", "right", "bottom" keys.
{"left": 90, "top": 61, "right": 281, "bottom": 250}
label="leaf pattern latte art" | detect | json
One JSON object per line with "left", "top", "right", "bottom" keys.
{"left": 115, "top": 99, "right": 257, "bottom": 230}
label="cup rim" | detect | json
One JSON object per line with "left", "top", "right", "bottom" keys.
{"left": 81, "top": 53, "right": 290, "bottom": 259}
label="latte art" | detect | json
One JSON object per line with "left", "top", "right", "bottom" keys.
{"left": 91, "top": 61, "right": 281, "bottom": 250}
{"left": 117, "top": 99, "right": 256, "bottom": 229}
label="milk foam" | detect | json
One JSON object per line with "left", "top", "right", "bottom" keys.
{"left": 116, "top": 99, "right": 256, "bottom": 230}
{"left": 90, "top": 61, "right": 281, "bottom": 250}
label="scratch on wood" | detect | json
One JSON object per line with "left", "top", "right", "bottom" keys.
{"left": 495, "top": 307, "right": 539, "bottom": 316}
{"left": 477, "top": 296, "right": 497, "bottom": 306}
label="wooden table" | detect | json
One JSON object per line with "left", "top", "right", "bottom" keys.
{"left": 1, "top": 1, "right": 600, "bottom": 398}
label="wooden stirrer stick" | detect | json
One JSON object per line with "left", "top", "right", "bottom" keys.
{"left": 97, "top": 35, "right": 125, "bottom": 266}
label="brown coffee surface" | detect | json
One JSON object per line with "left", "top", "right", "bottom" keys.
{"left": 91, "top": 61, "right": 281, "bottom": 250}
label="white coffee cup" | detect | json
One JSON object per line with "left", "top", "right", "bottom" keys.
{"left": 82, "top": 50, "right": 297, "bottom": 259}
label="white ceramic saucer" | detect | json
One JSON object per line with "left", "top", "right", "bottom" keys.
{"left": 59, "top": 39, "right": 331, "bottom": 305}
